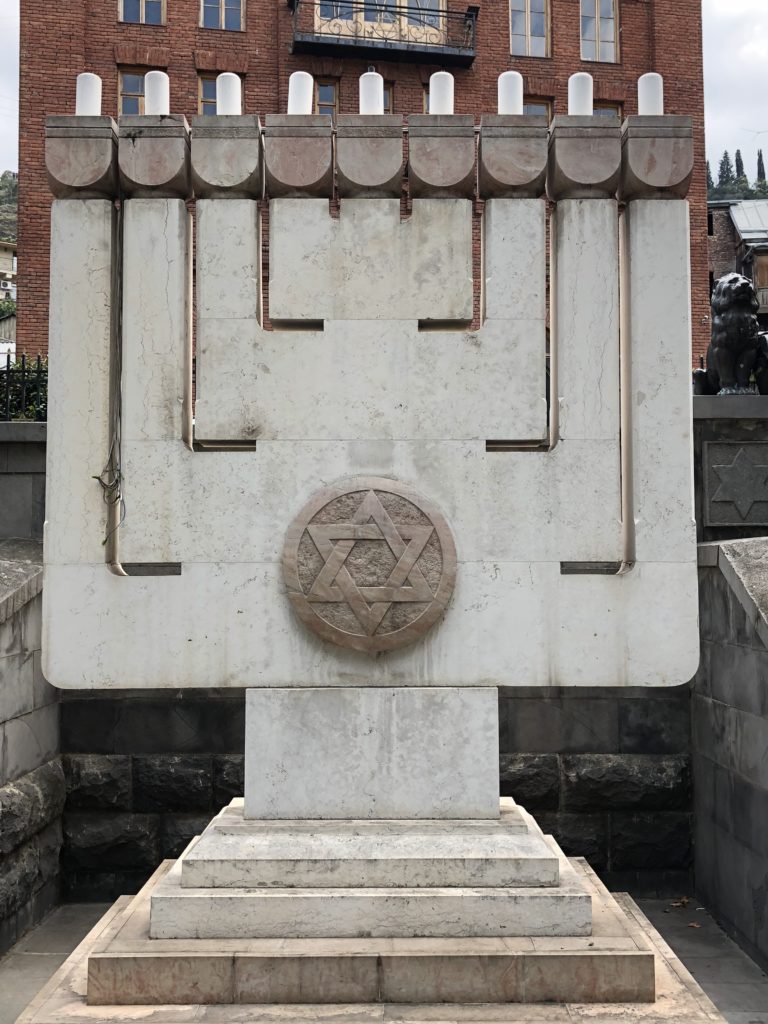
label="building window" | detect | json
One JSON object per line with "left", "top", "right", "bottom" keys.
{"left": 383, "top": 82, "right": 394, "bottom": 115}
{"left": 314, "top": 79, "right": 338, "bottom": 118}
{"left": 119, "top": 71, "right": 148, "bottom": 115}
{"left": 510, "top": 0, "right": 548, "bottom": 58}
{"left": 318, "top": 1, "right": 445, "bottom": 43}
{"left": 707, "top": 212, "right": 714, "bottom": 237}
{"left": 593, "top": 101, "right": 622, "bottom": 119}
{"left": 581, "top": 0, "right": 616, "bottom": 63}
{"left": 120, "top": 0, "right": 164, "bottom": 24}
{"left": 199, "top": 75, "right": 218, "bottom": 115}
{"left": 523, "top": 98, "right": 552, "bottom": 119}
{"left": 202, "top": 0, "right": 243, "bottom": 31}
{"left": 422, "top": 86, "right": 429, "bottom": 112}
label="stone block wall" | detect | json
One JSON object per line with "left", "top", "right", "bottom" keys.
{"left": 693, "top": 563, "right": 768, "bottom": 970}
{"left": 59, "top": 685, "right": 692, "bottom": 899}
{"left": 0, "top": 423, "right": 46, "bottom": 542}
{"left": 499, "top": 686, "right": 692, "bottom": 896}
{"left": 0, "top": 546, "right": 63, "bottom": 954}
{"left": 60, "top": 691, "right": 244, "bottom": 900}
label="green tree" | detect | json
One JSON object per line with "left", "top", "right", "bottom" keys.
{"left": 0, "top": 298, "right": 15, "bottom": 318}
{"left": 759, "top": 149, "right": 766, "bottom": 183}
{"left": 707, "top": 160, "right": 714, "bottom": 193}
{"left": 735, "top": 149, "right": 745, "bottom": 180}
{"left": 0, "top": 171, "right": 17, "bottom": 242}
{"left": 718, "top": 150, "right": 735, "bottom": 188}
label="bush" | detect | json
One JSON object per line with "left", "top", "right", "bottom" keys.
{"left": 0, "top": 355, "right": 48, "bottom": 421}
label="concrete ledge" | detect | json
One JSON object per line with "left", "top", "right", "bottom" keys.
{"left": 0, "top": 422, "right": 47, "bottom": 443}
{"left": 700, "top": 537, "right": 768, "bottom": 650}
{"left": 0, "top": 540, "right": 43, "bottom": 626}
{"left": 693, "top": 394, "right": 768, "bottom": 419}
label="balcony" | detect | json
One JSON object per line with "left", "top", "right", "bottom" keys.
{"left": 288, "top": 0, "right": 478, "bottom": 67}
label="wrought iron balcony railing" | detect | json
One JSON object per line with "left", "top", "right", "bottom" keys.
{"left": 289, "top": 0, "right": 478, "bottom": 66}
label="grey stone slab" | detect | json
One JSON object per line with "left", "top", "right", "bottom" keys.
{"left": 0, "top": 555, "right": 42, "bottom": 629}
{"left": 693, "top": 394, "right": 768, "bottom": 419}
{"left": 63, "top": 754, "right": 132, "bottom": 811}
{"left": 15, "top": 904, "right": 112, "bottom": 955}
{"left": 692, "top": 694, "right": 732, "bottom": 771}
{"left": 0, "top": 954, "right": 67, "bottom": 1024}
{"left": 679, "top": 955, "right": 768, "bottom": 985}
{"left": 707, "top": 642, "right": 768, "bottom": 719}
{"left": 504, "top": 697, "right": 618, "bottom": 754}
{"left": 617, "top": 697, "right": 690, "bottom": 755}
{"left": 729, "top": 772, "right": 768, "bottom": 858}
{"left": 701, "top": 980, "right": 768, "bottom": 1011}
{"left": 731, "top": 704, "right": 768, "bottom": 789}
{"left": 1, "top": 702, "right": 59, "bottom": 786}
{"left": 536, "top": 812, "right": 608, "bottom": 872}
{"left": 0, "top": 649, "right": 36, "bottom": 722}
{"left": 62, "top": 812, "right": 160, "bottom": 871}
{"left": 699, "top": 566, "right": 733, "bottom": 645}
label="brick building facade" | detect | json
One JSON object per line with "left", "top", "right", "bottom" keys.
{"left": 18, "top": 0, "right": 708, "bottom": 360}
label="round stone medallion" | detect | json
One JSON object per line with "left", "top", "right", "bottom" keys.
{"left": 283, "top": 477, "right": 457, "bottom": 653}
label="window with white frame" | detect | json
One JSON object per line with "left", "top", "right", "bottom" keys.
{"left": 510, "top": 0, "right": 548, "bottom": 57}
{"left": 202, "top": 0, "right": 243, "bottom": 31}
{"left": 121, "top": 0, "right": 164, "bottom": 23}
{"left": 580, "top": 0, "right": 617, "bottom": 62}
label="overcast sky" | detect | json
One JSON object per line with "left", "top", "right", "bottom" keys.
{"left": 0, "top": 1, "right": 765, "bottom": 179}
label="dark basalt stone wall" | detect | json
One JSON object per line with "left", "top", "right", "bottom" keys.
{"left": 59, "top": 683, "right": 693, "bottom": 900}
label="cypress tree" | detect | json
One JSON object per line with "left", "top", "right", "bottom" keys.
{"left": 718, "top": 150, "right": 735, "bottom": 187}
{"left": 735, "top": 149, "right": 745, "bottom": 180}
{"left": 758, "top": 149, "right": 766, "bottom": 182}
{"left": 707, "top": 160, "right": 714, "bottom": 192}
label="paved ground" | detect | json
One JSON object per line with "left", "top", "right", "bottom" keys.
{"left": 0, "top": 897, "right": 766, "bottom": 1023}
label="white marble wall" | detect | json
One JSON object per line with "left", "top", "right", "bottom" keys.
{"left": 43, "top": 192, "right": 699, "bottom": 690}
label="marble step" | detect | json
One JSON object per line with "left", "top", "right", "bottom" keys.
{"left": 84, "top": 859, "right": 656, "bottom": 1007}
{"left": 149, "top": 856, "right": 592, "bottom": 939}
{"left": 182, "top": 801, "right": 558, "bottom": 889}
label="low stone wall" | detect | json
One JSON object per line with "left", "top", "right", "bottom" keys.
{"left": 0, "top": 541, "right": 63, "bottom": 954}
{"left": 60, "top": 683, "right": 692, "bottom": 900}
{"left": 693, "top": 544, "right": 768, "bottom": 970}
{"left": 0, "top": 423, "right": 46, "bottom": 542}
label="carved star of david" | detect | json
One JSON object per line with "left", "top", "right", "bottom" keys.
{"left": 306, "top": 491, "right": 435, "bottom": 636}
{"left": 283, "top": 477, "right": 456, "bottom": 653}
{"left": 712, "top": 448, "right": 768, "bottom": 518}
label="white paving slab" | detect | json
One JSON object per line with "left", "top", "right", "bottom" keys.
{"left": 149, "top": 857, "right": 592, "bottom": 939}
{"left": 181, "top": 820, "right": 560, "bottom": 889}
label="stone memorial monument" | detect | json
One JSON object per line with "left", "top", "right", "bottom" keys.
{"left": 21, "top": 68, "right": 720, "bottom": 1023}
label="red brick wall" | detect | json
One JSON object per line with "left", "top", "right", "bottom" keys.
{"left": 18, "top": 0, "right": 708, "bottom": 361}
{"left": 708, "top": 207, "right": 741, "bottom": 285}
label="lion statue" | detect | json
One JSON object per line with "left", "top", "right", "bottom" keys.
{"left": 693, "top": 272, "right": 768, "bottom": 395}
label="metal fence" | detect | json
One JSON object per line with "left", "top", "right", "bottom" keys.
{"left": 1, "top": 354, "right": 48, "bottom": 421}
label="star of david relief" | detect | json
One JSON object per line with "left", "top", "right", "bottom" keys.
{"left": 705, "top": 443, "right": 768, "bottom": 526}
{"left": 282, "top": 478, "right": 457, "bottom": 653}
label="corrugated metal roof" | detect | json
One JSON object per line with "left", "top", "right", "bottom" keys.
{"left": 730, "top": 200, "right": 768, "bottom": 241}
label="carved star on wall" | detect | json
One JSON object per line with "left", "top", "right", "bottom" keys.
{"left": 712, "top": 448, "right": 768, "bottom": 519}
{"left": 306, "top": 490, "right": 435, "bottom": 636}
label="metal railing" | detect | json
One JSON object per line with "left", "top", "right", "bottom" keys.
{"left": 291, "top": 0, "right": 477, "bottom": 63}
{"left": 1, "top": 354, "right": 48, "bottom": 422}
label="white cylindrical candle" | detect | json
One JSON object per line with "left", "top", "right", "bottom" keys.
{"left": 568, "top": 72, "right": 593, "bottom": 116}
{"left": 638, "top": 73, "right": 664, "bottom": 116}
{"left": 144, "top": 71, "right": 170, "bottom": 116}
{"left": 75, "top": 73, "right": 102, "bottom": 117}
{"left": 429, "top": 71, "right": 454, "bottom": 115}
{"left": 359, "top": 70, "right": 384, "bottom": 115}
{"left": 216, "top": 73, "right": 242, "bottom": 115}
{"left": 497, "top": 71, "right": 523, "bottom": 116}
{"left": 287, "top": 71, "right": 314, "bottom": 115}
